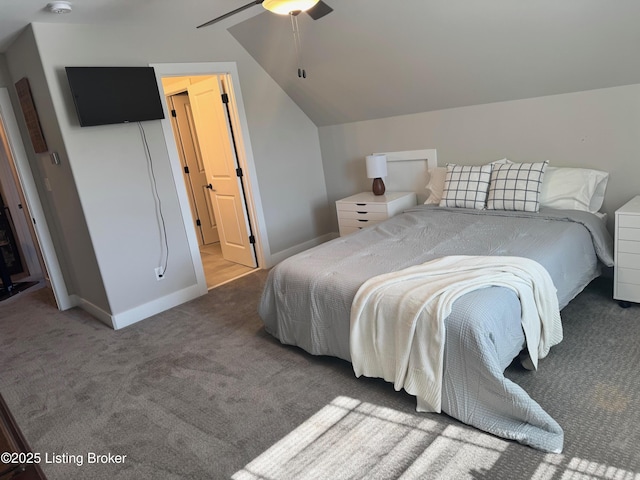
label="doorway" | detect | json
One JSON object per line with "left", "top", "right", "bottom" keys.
{"left": 0, "top": 89, "right": 47, "bottom": 301}
{"left": 161, "top": 72, "right": 258, "bottom": 289}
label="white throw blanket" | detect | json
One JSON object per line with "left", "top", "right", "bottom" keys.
{"left": 350, "top": 255, "right": 563, "bottom": 413}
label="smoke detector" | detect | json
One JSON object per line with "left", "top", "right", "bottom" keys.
{"left": 46, "top": 1, "right": 72, "bottom": 14}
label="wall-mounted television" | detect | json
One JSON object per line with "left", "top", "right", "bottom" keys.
{"left": 65, "top": 66, "right": 165, "bottom": 127}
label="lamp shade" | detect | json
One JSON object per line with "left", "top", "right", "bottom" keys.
{"left": 263, "top": 0, "right": 319, "bottom": 14}
{"left": 366, "top": 154, "right": 388, "bottom": 179}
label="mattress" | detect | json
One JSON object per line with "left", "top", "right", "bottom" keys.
{"left": 258, "top": 205, "right": 614, "bottom": 452}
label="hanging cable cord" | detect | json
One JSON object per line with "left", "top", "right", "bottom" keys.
{"left": 138, "top": 122, "right": 169, "bottom": 278}
{"left": 290, "top": 11, "right": 306, "bottom": 78}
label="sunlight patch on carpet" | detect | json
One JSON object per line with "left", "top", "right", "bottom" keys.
{"left": 532, "top": 454, "right": 640, "bottom": 480}
{"left": 232, "top": 396, "right": 509, "bottom": 479}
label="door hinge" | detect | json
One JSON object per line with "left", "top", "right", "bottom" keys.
{"left": 196, "top": 219, "right": 201, "bottom": 227}
{"left": 171, "top": 109, "right": 177, "bottom": 118}
{"left": 249, "top": 235, "right": 255, "bottom": 244}
{"left": 184, "top": 166, "right": 189, "bottom": 174}
{"left": 221, "top": 93, "right": 229, "bottom": 104}
{"left": 236, "top": 167, "right": 243, "bottom": 177}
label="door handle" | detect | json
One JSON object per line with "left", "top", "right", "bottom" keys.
{"left": 206, "top": 184, "right": 216, "bottom": 192}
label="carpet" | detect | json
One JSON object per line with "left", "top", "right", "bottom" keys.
{"left": 0, "top": 273, "right": 639, "bottom": 479}
{"left": 233, "top": 396, "right": 639, "bottom": 480}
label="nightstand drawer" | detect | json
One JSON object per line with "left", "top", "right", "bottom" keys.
{"left": 336, "top": 202, "right": 388, "bottom": 214}
{"left": 617, "top": 267, "right": 640, "bottom": 285}
{"left": 336, "top": 192, "right": 417, "bottom": 237}
{"left": 617, "top": 240, "right": 640, "bottom": 255}
{"left": 339, "top": 225, "right": 362, "bottom": 235}
{"left": 615, "top": 282, "right": 640, "bottom": 303}
{"left": 337, "top": 210, "right": 388, "bottom": 221}
{"left": 614, "top": 196, "right": 640, "bottom": 304}
{"left": 618, "top": 227, "right": 640, "bottom": 242}
{"left": 618, "top": 252, "right": 640, "bottom": 269}
{"left": 618, "top": 215, "right": 640, "bottom": 229}
{"left": 339, "top": 217, "right": 381, "bottom": 228}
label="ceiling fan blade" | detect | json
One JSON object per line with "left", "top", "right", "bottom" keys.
{"left": 197, "top": 0, "right": 264, "bottom": 29}
{"left": 306, "top": 0, "right": 333, "bottom": 20}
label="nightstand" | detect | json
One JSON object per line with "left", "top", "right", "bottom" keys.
{"left": 614, "top": 195, "right": 640, "bottom": 307}
{"left": 336, "top": 191, "right": 417, "bottom": 236}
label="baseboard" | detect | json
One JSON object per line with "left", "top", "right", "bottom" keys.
{"left": 110, "top": 283, "right": 207, "bottom": 330}
{"left": 70, "top": 294, "right": 114, "bottom": 328}
{"left": 70, "top": 283, "right": 207, "bottom": 330}
{"left": 267, "top": 232, "right": 339, "bottom": 267}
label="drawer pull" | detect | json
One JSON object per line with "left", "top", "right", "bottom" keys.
{"left": 358, "top": 219, "right": 369, "bottom": 223}
{"left": 356, "top": 203, "right": 367, "bottom": 206}
{"left": 357, "top": 211, "right": 367, "bottom": 214}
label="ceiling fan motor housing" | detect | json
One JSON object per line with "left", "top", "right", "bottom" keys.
{"left": 262, "top": 0, "right": 319, "bottom": 15}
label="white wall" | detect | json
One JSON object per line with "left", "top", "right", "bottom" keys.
{"left": 4, "top": 22, "right": 329, "bottom": 325}
{"left": 319, "top": 84, "right": 640, "bottom": 231}
{"left": 4, "top": 26, "right": 110, "bottom": 312}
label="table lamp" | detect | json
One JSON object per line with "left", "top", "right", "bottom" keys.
{"left": 366, "top": 154, "right": 387, "bottom": 195}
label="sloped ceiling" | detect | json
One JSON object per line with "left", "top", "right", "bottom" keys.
{"left": 228, "top": 0, "right": 640, "bottom": 126}
{"left": 3, "top": 1, "right": 640, "bottom": 127}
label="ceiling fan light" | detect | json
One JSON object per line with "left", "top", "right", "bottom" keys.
{"left": 262, "top": 0, "right": 319, "bottom": 15}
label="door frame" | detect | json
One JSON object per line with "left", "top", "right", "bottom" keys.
{"left": 151, "top": 62, "right": 269, "bottom": 285}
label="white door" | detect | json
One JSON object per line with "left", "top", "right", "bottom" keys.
{"left": 188, "top": 78, "right": 257, "bottom": 268}
{"left": 168, "top": 94, "right": 219, "bottom": 245}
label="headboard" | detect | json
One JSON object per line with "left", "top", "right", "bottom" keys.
{"left": 372, "top": 149, "right": 438, "bottom": 205}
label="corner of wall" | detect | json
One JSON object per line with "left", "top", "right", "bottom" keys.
{"left": 267, "top": 231, "right": 338, "bottom": 267}
{"left": 109, "top": 283, "right": 207, "bottom": 330}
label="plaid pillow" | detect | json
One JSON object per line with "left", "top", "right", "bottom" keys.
{"left": 487, "top": 161, "right": 548, "bottom": 212}
{"left": 439, "top": 164, "right": 492, "bottom": 209}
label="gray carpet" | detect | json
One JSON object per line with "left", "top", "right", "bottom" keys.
{"left": 0, "top": 272, "right": 639, "bottom": 479}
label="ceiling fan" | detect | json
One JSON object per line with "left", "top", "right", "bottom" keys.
{"left": 197, "top": 0, "right": 334, "bottom": 78}
{"left": 197, "top": 0, "right": 333, "bottom": 28}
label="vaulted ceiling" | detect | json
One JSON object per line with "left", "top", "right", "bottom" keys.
{"left": 228, "top": 0, "right": 640, "bottom": 125}
{"left": 4, "top": 0, "right": 640, "bottom": 126}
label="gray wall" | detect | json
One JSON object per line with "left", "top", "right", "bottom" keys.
{"left": 319, "top": 84, "right": 640, "bottom": 232}
{"left": 4, "top": 22, "right": 329, "bottom": 321}
{"left": 4, "top": 26, "right": 109, "bottom": 311}
{"left": 0, "top": 55, "right": 11, "bottom": 87}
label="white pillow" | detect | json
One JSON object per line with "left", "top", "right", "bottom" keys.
{"left": 539, "top": 167, "right": 609, "bottom": 213}
{"left": 487, "top": 161, "right": 548, "bottom": 212}
{"left": 424, "top": 167, "right": 447, "bottom": 204}
{"left": 424, "top": 159, "right": 510, "bottom": 205}
{"left": 491, "top": 158, "right": 513, "bottom": 165}
{"left": 439, "top": 164, "right": 492, "bottom": 209}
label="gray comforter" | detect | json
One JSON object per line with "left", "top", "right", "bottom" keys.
{"left": 258, "top": 205, "right": 614, "bottom": 453}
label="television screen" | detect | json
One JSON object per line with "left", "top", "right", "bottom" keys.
{"left": 65, "top": 66, "right": 165, "bottom": 127}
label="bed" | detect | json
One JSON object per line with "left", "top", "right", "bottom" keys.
{"left": 258, "top": 156, "right": 614, "bottom": 453}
